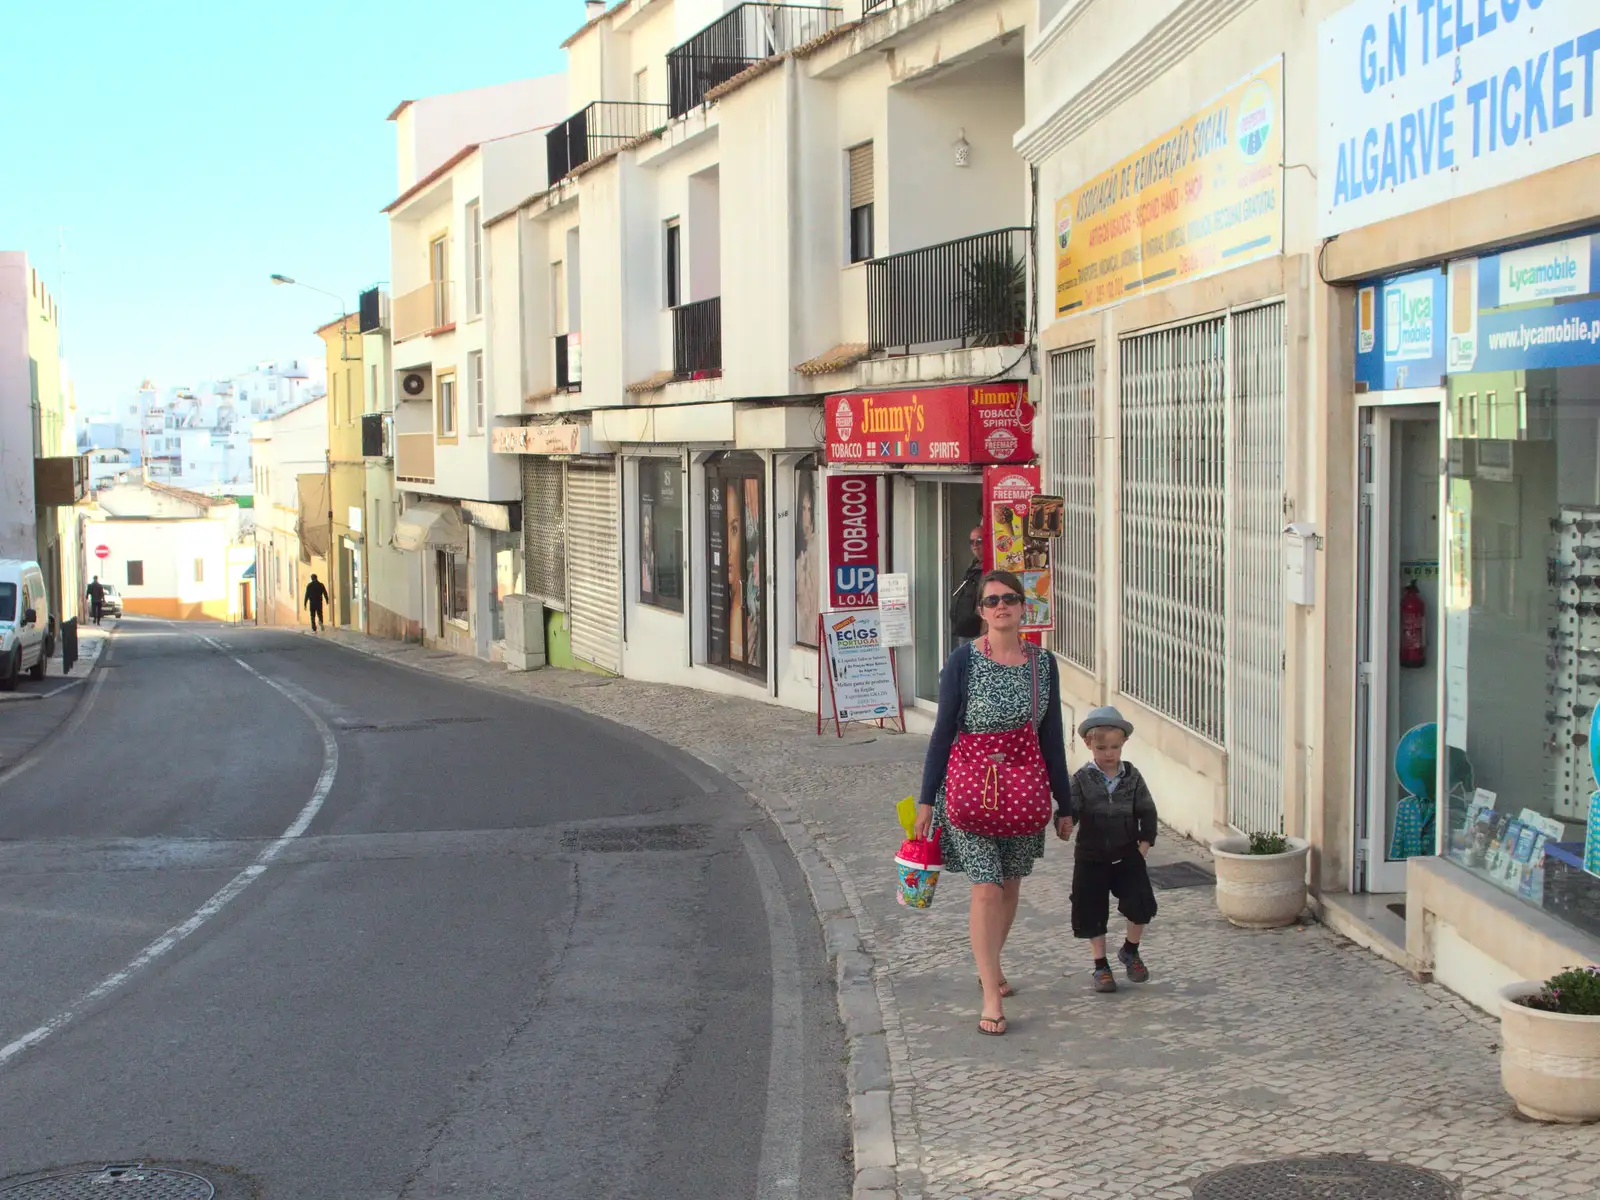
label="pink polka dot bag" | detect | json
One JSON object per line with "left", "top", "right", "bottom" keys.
{"left": 944, "top": 649, "right": 1052, "bottom": 839}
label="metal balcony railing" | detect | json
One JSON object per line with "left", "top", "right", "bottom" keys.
{"left": 867, "top": 227, "right": 1031, "bottom": 355}
{"left": 546, "top": 101, "right": 670, "bottom": 184}
{"left": 555, "top": 334, "right": 581, "bottom": 390}
{"left": 395, "top": 432, "right": 435, "bottom": 484}
{"left": 863, "top": 0, "right": 892, "bottom": 11}
{"left": 673, "top": 298, "right": 723, "bottom": 380}
{"left": 358, "top": 286, "right": 388, "bottom": 333}
{"left": 361, "top": 412, "right": 392, "bottom": 458}
{"left": 392, "top": 281, "right": 453, "bottom": 343}
{"left": 667, "top": 4, "right": 842, "bottom": 117}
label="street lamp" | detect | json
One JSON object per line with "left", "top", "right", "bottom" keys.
{"left": 269, "top": 273, "right": 352, "bottom": 359}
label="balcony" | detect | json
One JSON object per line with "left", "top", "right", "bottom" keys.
{"left": 358, "top": 287, "right": 388, "bottom": 334}
{"left": 668, "top": 4, "right": 842, "bottom": 117}
{"left": 395, "top": 432, "right": 435, "bottom": 484}
{"left": 546, "top": 101, "right": 670, "bottom": 184}
{"left": 867, "top": 228, "right": 1031, "bottom": 355}
{"left": 393, "top": 280, "right": 453, "bottom": 343}
{"left": 672, "top": 298, "right": 722, "bottom": 380}
{"left": 863, "top": 0, "right": 891, "bottom": 10}
{"left": 555, "top": 334, "right": 582, "bottom": 390}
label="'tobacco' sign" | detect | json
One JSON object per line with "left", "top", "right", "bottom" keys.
{"left": 827, "top": 473, "right": 878, "bottom": 608}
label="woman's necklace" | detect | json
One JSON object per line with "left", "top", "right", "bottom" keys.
{"left": 981, "top": 635, "right": 1026, "bottom": 665}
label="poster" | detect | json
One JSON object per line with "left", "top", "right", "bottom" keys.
{"left": 706, "top": 479, "right": 728, "bottom": 664}
{"left": 877, "top": 573, "right": 912, "bottom": 647}
{"left": 826, "top": 473, "right": 879, "bottom": 608}
{"left": 821, "top": 610, "right": 901, "bottom": 725}
{"left": 1053, "top": 60, "right": 1283, "bottom": 316}
{"left": 794, "top": 464, "right": 820, "bottom": 647}
{"left": 984, "top": 465, "right": 1053, "bottom": 633}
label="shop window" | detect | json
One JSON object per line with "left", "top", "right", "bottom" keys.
{"left": 639, "top": 458, "right": 684, "bottom": 611}
{"left": 705, "top": 453, "right": 766, "bottom": 678}
{"left": 794, "top": 459, "right": 820, "bottom": 646}
{"left": 1046, "top": 345, "right": 1096, "bottom": 672}
{"left": 439, "top": 546, "right": 468, "bottom": 626}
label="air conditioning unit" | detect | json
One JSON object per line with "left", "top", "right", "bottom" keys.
{"left": 397, "top": 367, "right": 432, "bottom": 403}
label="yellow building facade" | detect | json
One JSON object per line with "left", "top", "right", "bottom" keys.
{"left": 317, "top": 314, "right": 366, "bottom": 630}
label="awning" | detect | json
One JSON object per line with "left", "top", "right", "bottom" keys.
{"left": 393, "top": 501, "right": 466, "bottom": 552}
{"left": 241, "top": 561, "right": 256, "bottom": 579}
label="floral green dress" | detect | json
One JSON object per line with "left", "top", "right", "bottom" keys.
{"left": 932, "top": 650, "right": 1048, "bottom": 885}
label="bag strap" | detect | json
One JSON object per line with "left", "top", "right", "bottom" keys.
{"left": 1029, "top": 645, "right": 1039, "bottom": 727}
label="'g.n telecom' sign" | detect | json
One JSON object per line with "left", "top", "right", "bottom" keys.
{"left": 1317, "top": 0, "right": 1600, "bottom": 237}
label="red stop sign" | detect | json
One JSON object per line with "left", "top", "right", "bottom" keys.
{"left": 94, "top": 545, "right": 110, "bottom": 560}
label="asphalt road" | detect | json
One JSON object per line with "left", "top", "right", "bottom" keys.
{"left": 0, "top": 620, "right": 848, "bottom": 1198}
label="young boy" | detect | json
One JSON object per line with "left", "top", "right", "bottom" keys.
{"left": 1056, "top": 706, "right": 1160, "bottom": 993}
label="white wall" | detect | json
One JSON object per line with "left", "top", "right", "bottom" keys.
{"left": 0, "top": 254, "right": 35, "bottom": 557}
{"left": 397, "top": 75, "right": 568, "bottom": 191}
{"left": 83, "top": 516, "right": 233, "bottom": 609}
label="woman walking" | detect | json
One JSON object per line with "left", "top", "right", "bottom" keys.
{"left": 914, "top": 570, "right": 1073, "bottom": 1035}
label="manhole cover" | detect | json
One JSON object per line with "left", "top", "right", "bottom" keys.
{"left": 1147, "top": 861, "right": 1216, "bottom": 890}
{"left": 2, "top": 1164, "right": 215, "bottom": 1199}
{"left": 561, "top": 824, "right": 709, "bottom": 853}
{"left": 1192, "top": 1156, "right": 1457, "bottom": 1199}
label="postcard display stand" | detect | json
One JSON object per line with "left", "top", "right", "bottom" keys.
{"left": 1549, "top": 508, "right": 1600, "bottom": 829}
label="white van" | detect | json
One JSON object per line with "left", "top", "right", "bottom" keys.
{"left": 0, "top": 559, "right": 52, "bottom": 690}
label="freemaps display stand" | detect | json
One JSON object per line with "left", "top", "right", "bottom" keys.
{"left": 815, "top": 610, "right": 905, "bottom": 737}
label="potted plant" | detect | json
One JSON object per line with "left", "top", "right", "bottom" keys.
{"left": 1209, "top": 831, "right": 1310, "bottom": 929}
{"left": 959, "top": 249, "right": 1027, "bottom": 347}
{"left": 1500, "top": 966, "right": 1600, "bottom": 1123}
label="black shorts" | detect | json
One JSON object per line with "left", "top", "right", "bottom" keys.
{"left": 1071, "top": 852, "right": 1158, "bottom": 938}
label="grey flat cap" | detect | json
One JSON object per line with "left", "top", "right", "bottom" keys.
{"left": 1078, "top": 706, "right": 1133, "bottom": 738}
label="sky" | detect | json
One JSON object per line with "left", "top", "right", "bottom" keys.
{"left": 0, "top": 1, "right": 572, "bottom": 418}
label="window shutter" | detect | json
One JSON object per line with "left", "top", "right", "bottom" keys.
{"left": 848, "top": 143, "right": 874, "bottom": 208}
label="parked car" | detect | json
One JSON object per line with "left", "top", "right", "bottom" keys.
{"left": 0, "top": 559, "right": 53, "bottom": 689}
{"left": 100, "top": 583, "right": 124, "bottom": 618}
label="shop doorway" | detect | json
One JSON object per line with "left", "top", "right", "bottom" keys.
{"left": 1356, "top": 400, "right": 1442, "bottom": 893}
{"left": 705, "top": 453, "right": 767, "bottom": 681}
{"left": 912, "top": 478, "right": 983, "bottom": 703}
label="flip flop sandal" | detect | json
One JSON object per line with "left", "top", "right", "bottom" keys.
{"left": 978, "top": 979, "right": 1016, "bottom": 998}
{"left": 977, "top": 1014, "right": 1007, "bottom": 1036}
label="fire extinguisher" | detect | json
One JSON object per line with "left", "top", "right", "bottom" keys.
{"left": 1399, "top": 580, "right": 1427, "bottom": 669}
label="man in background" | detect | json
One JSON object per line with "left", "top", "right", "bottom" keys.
{"left": 304, "top": 573, "right": 329, "bottom": 632}
{"left": 949, "top": 526, "right": 985, "bottom": 646}
{"left": 85, "top": 577, "right": 105, "bottom": 626}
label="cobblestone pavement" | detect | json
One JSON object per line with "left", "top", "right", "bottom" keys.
{"left": 310, "top": 630, "right": 1600, "bottom": 1198}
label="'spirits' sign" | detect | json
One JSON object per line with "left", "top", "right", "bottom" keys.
{"left": 824, "top": 382, "right": 1032, "bottom": 465}
{"left": 826, "top": 474, "right": 879, "bottom": 608}
{"left": 1318, "top": 0, "right": 1600, "bottom": 236}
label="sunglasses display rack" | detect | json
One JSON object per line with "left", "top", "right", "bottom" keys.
{"left": 1547, "top": 507, "right": 1600, "bottom": 822}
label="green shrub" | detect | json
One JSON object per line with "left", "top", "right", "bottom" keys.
{"left": 1246, "top": 831, "right": 1291, "bottom": 855}
{"left": 1521, "top": 966, "right": 1600, "bottom": 1016}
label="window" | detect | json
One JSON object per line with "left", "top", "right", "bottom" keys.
{"left": 793, "top": 461, "right": 819, "bottom": 646}
{"left": 127, "top": 561, "right": 144, "bottom": 586}
{"left": 332, "top": 371, "right": 341, "bottom": 425}
{"left": 439, "top": 546, "right": 469, "bottom": 626}
{"left": 429, "top": 234, "right": 450, "bottom": 327}
{"left": 704, "top": 453, "right": 766, "bottom": 677}
{"left": 665, "top": 221, "right": 681, "bottom": 308}
{"left": 552, "top": 261, "right": 567, "bottom": 334}
{"left": 468, "top": 350, "right": 485, "bottom": 433}
{"left": 633, "top": 67, "right": 650, "bottom": 104}
{"left": 466, "top": 199, "right": 483, "bottom": 319}
{"left": 370, "top": 364, "right": 379, "bottom": 413}
{"left": 1047, "top": 346, "right": 1097, "bottom": 671}
{"left": 194, "top": 558, "right": 205, "bottom": 583}
{"left": 436, "top": 371, "right": 457, "bottom": 439}
{"left": 0, "top": 582, "right": 14, "bottom": 622}
{"left": 848, "top": 142, "right": 875, "bottom": 263}
{"left": 639, "top": 458, "right": 684, "bottom": 611}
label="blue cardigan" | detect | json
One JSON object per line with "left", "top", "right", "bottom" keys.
{"left": 917, "top": 642, "right": 1075, "bottom": 819}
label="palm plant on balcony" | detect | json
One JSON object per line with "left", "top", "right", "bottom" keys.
{"left": 959, "top": 249, "right": 1028, "bottom": 347}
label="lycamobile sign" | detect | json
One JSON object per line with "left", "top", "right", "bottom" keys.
{"left": 1318, "top": 0, "right": 1600, "bottom": 237}
{"left": 1500, "top": 238, "right": 1591, "bottom": 302}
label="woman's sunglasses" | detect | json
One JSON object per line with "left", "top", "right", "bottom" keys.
{"left": 979, "top": 592, "right": 1024, "bottom": 609}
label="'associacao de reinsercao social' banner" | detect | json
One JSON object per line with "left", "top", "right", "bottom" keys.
{"left": 1319, "top": 0, "right": 1600, "bottom": 237}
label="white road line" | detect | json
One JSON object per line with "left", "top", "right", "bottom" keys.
{"left": 740, "top": 829, "right": 806, "bottom": 1200}
{"left": 0, "top": 632, "right": 339, "bottom": 1069}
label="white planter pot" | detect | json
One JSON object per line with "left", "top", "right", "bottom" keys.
{"left": 1208, "top": 836, "right": 1310, "bottom": 929}
{"left": 1500, "top": 982, "right": 1600, "bottom": 1123}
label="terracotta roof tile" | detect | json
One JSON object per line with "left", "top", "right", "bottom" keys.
{"left": 625, "top": 369, "right": 677, "bottom": 394}
{"left": 795, "top": 342, "right": 872, "bottom": 376}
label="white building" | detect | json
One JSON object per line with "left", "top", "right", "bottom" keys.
{"left": 382, "top": 78, "right": 567, "bottom": 660}
{"left": 251, "top": 394, "right": 328, "bottom": 628}
{"left": 87, "top": 482, "right": 251, "bottom": 621}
